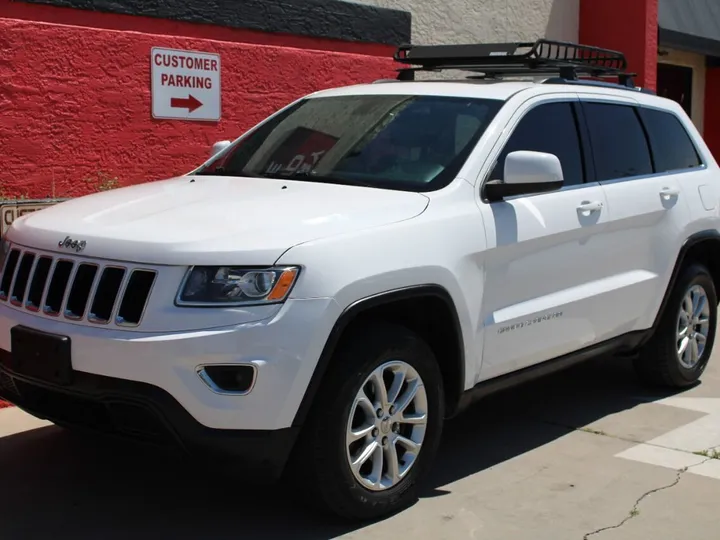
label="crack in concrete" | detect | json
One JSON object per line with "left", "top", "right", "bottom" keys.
{"left": 580, "top": 458, "right": 712, "bottom": 539}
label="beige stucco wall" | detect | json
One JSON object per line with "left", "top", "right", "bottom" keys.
{"left": 354, "top": 0, "right": 579, "bottom": 44}
{"left": 658, "top": 48, "right": 707, "bottom": 134}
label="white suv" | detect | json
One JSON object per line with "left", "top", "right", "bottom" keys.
{"left": 1, "top": 40, "right": 718, "bottom": 520}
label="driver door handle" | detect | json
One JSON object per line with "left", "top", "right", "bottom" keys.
{"left": 660, "top": 187, "right": 680, "bottom": 199}
{"left": 577, "top": 200, "right": 604, "bottom": 214}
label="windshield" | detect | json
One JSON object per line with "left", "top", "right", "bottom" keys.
{"left": 194, "top": 94, "right": 503, "bottom": 192}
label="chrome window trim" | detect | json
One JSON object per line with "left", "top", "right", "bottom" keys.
{"left": 597, "top": 163, "right": 709, "bottom": 187}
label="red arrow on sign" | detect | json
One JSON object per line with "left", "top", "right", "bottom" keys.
{"left": 170, "top": 95, "right": 203, "bottom": 113}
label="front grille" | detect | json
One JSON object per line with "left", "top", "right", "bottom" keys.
{"left": 0, "top": 247, "right": 157, "bottom": 327}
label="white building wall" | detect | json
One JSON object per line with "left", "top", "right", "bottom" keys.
{"left": 353, "top": 0, "right": 579, "bottom": 45}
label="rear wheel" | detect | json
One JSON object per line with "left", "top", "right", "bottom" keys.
{"left": 635, "top": 263, "right": 717, "bottom": 388}
{"left": 291, "top": 322, "right": 444, "bottom": 521}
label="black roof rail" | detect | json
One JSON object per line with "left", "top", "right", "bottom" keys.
{"left": 394, "top": 39, "right": 640, "bottom": 89}
{"left": 542, "top": 77, "right": 656, "bottom": 95}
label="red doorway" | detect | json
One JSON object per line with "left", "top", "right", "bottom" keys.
{"left": 657, "top": 63, "right": 694, "bottom": 117}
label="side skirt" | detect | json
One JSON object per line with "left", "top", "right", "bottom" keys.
{"left": 454, "top": 329, "right": 650, "bottom": 415}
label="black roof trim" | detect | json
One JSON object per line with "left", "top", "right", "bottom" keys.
{"left": 659, "top": 0, "right": 720, "bottom": 57}
{"left": 17, "top": 0, "right": 412, "bottom": 46}
{"left": 542, "top": 78, "right": 656, "bottom": 95}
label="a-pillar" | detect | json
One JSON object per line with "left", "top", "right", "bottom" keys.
{"left": 579, "top": 0, "right": 659, "bottom": 91}
{"left": 705, "top": 61, "right": 720, "bottom": 160}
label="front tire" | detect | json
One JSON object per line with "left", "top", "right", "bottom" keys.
{"left": 635, "top": 263, "right": 717, "bottom": 388}
{"left": 292, "top": 322, "right": 444, "bottom": 521}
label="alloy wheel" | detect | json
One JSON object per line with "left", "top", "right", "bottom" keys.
{"left": 677, "top": 284, "right": 711, "bottom": 369}
{"left": 345, "top": 360, "right": 428, "bottom": 491}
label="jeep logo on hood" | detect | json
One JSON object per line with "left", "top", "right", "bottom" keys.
{"left": 58, "top": 236, "right": 87, "bottom": 253}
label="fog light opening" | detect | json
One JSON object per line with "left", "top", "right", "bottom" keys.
{"left": 197, "top": 364, "right": 257, "bottom": 395}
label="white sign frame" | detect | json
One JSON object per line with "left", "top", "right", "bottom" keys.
{"left": 1, "top": 200, "right": 66, "bottom": 237}
{"left": 151, "top": 47, "right": 221, "bottom": 122}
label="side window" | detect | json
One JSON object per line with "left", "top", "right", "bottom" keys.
{"left": 490, "top": 102, "right": 584, "bottom": 186}
{"left": 583, "top": 103, "right": 653, "bottom": 181}
{"left": 638, "top": 108, "right": 702, "bottom": 173}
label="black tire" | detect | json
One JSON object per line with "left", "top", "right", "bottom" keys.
{"left": 635, "top": 263, "right": 717, "bottom": 388}
{"left": 289, "top": 322, "right": 445, "bottom": 521}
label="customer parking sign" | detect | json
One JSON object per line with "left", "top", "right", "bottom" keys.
{"left": 151, "top": 47, "right": 221, "bottom": 122}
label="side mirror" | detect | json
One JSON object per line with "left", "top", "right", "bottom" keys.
{"left": 210, "top": 140, "right": 232, "bottom": 158}
{"left": 485, "top": 151, "right": 564, "bottom": 202}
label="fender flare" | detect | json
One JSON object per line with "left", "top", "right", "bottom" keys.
{"left": 291, "top": 284, "right": 465, "bottom": 427}
{"left": 649, "top": 229, "right": 720, "bottom": 334}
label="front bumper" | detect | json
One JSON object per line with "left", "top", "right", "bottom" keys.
{"left": 0, "top": 297, "right": 341, "bottom": 433}
{"left": 0, "top": 353, "right": 298, "bottom": 479}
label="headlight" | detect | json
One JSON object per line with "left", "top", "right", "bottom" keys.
{"left": 176, "top": 266, "right": 300, "bottom": 307}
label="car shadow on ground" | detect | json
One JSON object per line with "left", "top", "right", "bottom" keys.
{"left": 0, "top": 355, "right": 683, "bottom": 540}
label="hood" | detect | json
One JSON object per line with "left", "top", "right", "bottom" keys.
{"left": 7, "top": 176, "right": 429, "bottom": 265}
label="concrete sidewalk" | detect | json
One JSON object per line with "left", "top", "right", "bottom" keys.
{"left": 1, "top": 339, "right": 719, "bottom": 539}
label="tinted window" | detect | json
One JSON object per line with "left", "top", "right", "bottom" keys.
{"left": 490, "top": 102, "right": 584, "bottom": 186}
{"left": 639, "top": 108, "right": 702, "bottom": 173}
{"left": 195, "top": 95, "right": 502, "bottom": 193}
{"left": 583, "top": 103, "right": 653, "bottom": 181}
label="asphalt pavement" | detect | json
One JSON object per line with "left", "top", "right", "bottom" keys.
{"left": 2, "top": 332, "right": 719, "bottom": 539}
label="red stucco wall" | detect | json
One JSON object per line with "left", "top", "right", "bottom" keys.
{"left": 0, "top": 0, "right": 395, "bottom": 200}
{"left": 579, "top": 0, "right": 658, "bottom": 90}
{"left": 705, "top": 68, "right": 720, "bottom": 160}
{"left": 0, "top": 1, "right": 396, "bottom": 409}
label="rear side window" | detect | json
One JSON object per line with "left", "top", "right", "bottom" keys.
{"left": 638, "top": 108, "right": 702, "bottom": 173}
{"left": 583, "top": 103, "right": 653, "bottom": 181}
{"left": 490, "top": 102, "right": 584, "bottom": 186}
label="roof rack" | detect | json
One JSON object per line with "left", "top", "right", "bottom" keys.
{"left": 394, "top": 39, "right": 640, "bottom": 89}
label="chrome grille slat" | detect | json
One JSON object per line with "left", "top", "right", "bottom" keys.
{"left": 64, "top": 263, "right": 99, "bottom": 320}
{"left": 21, "top": 254, "right": 42, "bottom": 310}
{"left": 0, "top": 245, "right": 13, "bottom": 298}
{"left": 116, "top": 270, "right": 157, "bottom": 327}
{"left": 58, "top": 260, "right": 79, "bottom": 318}
{"left": 1, "top": 249, "right": 22, "bottom": 302}
{"left": 88, "top": 266, "right": 126, "bottom": 324}
{"left": 10, "top": 252, "right": 35, "bottom": 306}
{"left": 0, "top": 244, "right": 156, "bottom": 329}
{"left": 44, "top": 259, "right": 74, "bottom": 316}
{"left": 108, "top": 268, "right": 133, "bottom": 324}
{"left": 27, "top": 256, "right": 53, "bottom": 312}
{"left": 38, "top": 257, "right": 59, "bottom": 311}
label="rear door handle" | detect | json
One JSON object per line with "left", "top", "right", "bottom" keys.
{"left": 660, "top": 187, "right": 680, "bottom": 199}
{"left": 577, "top": 201, "right": 604, "bottom": 214}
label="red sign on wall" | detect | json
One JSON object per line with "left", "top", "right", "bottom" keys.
{"left": 262, "top": 127, "right": 339, "bottom": 176}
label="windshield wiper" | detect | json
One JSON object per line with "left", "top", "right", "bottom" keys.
{"left": 272, "top": 171, "right": 376, "bottom": 188}
{"left": 194, "top": 167, "right": 253, "bottom": 177}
